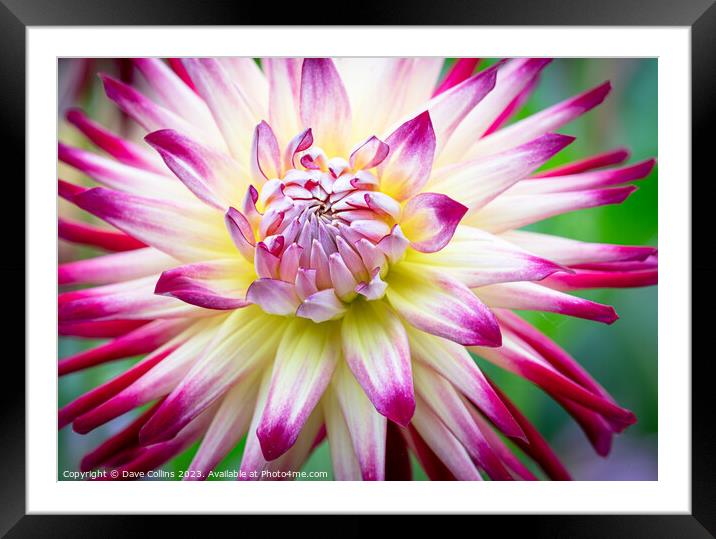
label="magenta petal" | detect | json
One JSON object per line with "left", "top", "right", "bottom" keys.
{"left": 300, "top": 58, "right": 352, "bottom": 155}
{"left": 341, "top": 300, "right": 415, "bottom": 426}
{"left": 387, "top": 267, "right": 502, "bottom": 347}
{"left": 401, "top": 193, "right": 467, "bottom": 253}
{"left": 349, "top": 135, "right": 390, "bottom": 170}
{"left": 378, "top": 111, "right": 437, "bottom": 201}
{"left": 245, "top": 278, "right": 301, "bottom": 315}
{"left": 256, "top": 319, "right": 339, "bottom": 460}
{"left": 432, "top": 58, "right": 480, "bottom": 97}
{"left": 154, "top": 260, "right": 252, "bottom": 310}
{"left": 250, "top": 121, "right": 281, "bottom": 181}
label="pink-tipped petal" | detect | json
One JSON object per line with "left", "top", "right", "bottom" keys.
{"left": 145, "top": 129, "right": 245, "bottom": 208}
{"left": 330, "top": 361, "right": 387, "bottom": 480}
{"left": 432, "top": 58, "right": 480, "bottom": 97}
{"left": 58, "top": 218, "right": 146, "bottom": 252}
{"left": 299, "top": 59, "right": 352, "bottom": 156}
{"left": 59, "top": 247, "right": 174, "bottom": 286}
{"left": 155, "top": 259, "right": 254, "bottom": 310}
{"left": 65, "top": 108, "right": 163, "bottom": 172}
{"left": 378, "top": 111, "right": 436, "bottom": 201}
{"left": 257, "top": 319, "right": 340, "bottom": 460}
{"left": 386, "top": 265, "right": 501, "bottom": 347}
{"left": 349, "top": 136, "right": 390, "bottom": 170}
{"left": 296, "top": 289, "right": 347, "bottom": 323}
{"left": 245, "top": 278, "right": 301, "bottom": 316}
{"left": 474, "top": 281, "right": 619, "bottom": 324}
{"left": 250, "top": 121, "right": 281, "bottom": 182}
{"left": 341, "top": 299, "right": 415, "bottom": 426}
{"left": 400, "top": 192, "right": 467, "bottom": 253}
{"left": 533, "top": 147, "right": 630, "bottom": 178}
{"left": 429, "top": 133, "right": 575, "bottom": 211}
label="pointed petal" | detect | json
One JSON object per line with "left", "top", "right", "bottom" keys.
{"left": 145, "top": 129, "right": 246, "bottom": 208}
{"left": 250, "top": 121, "right": 281, "bottom": 182}
{"left": 429, "top": 133, "right": 575, "bottom": 211}
{"left": 58, "top": 319, "right": 189, "bottom": 376}
{"left": 411, "top": 395, "right": 483, "bottom": 480}
{"left": 323, "top": 386, "right": 362, "bottom": 481}
{"left": 404, "top": 225, "right": 566, "bottom": 288}
{"left": 386, "top": 264, "right": 501, "bottom": 346}
{"left": 182, "top": 58, "right": 257, "bottom": 161}
{"left": 138, "top": 308, "right": 284, "bottom": 444}
{"left": 378, "top": 111, "right": 436, "bottom": 201}
{"left": 349, "top": 135, "right": 389, "bottom": 170}
{"left": 58, "top": 218, "right": 146, "bottom": 252}
{"left": 154, "top": 258, "right": 254, "bottom": 310}
{"left": 400, "top": 192, "right": 467, "bottom": 253}
{"left": 185, "top": 375, "right": 259, "bottom": 479}
{"left": 296, "top": 289, "right": 348, "bottom": 323}
{"left": 330, "top": 361, "right": 387, "bottom": 480}
{"left": 59, "top": 276, "right": 202, "bottom": 322}
{"left": 264, "top": 58, "right": 303, "bottom": 149}
{"left": 300, "top": 58, "right": 352, "bottom": 156}
{"left": 433, "top": 58, "right": 480, "bottom": 96}
{"left": 341, "top": 299, "right": 415, "bottom": 426}
{"left": 467, "top": 185, "right": 637, "bottom": 233}
{"left": 406, "top": 326, "right": 524, "bottom": 440}
{"left": 59, "top": 247, "right": 175, "bottom": 286}
{"left": 246, "top": 278, "right": 301, "bottom": 316}
{"left": 467, "top": 81, "right": 611, "bottom": 160}
{"left": 66, "top": 108, "right": 163, "bottom": 172}
{"left": 257, "top": 318, "right": 340, "bottom": 460}
{"left": 474, "top": 281, "right": 619, "bottom": 324}
{"left": 71, "top": 187, "right": 233, "bottom": 262}
{"left": 533, "top": 147, "right": 631, "bottom": 178}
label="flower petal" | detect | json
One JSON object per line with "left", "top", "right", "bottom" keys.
{"left": 413, "top": 363, "right": 512, "bottom": 480}
{"left": 410, "top": 395, "right": 482, "bottom": 480}
{"left": 296, "top": 289, "right": 348, "bottom": 323}
{"left": 154, "top": 258, "right": 255, "bottom": 310}
{"left": 65, "top": 108, "right": 163, "bottom": 172}
{"left": 185, "top": 375, "right": 259, "bottom": 479}
{"left": 341, "top": 299, "right": 415, "bottom": 426}
{"left": 138, "top": 308, "right": 284, "bottom": 444}
{"left": 432, "top": 58, "right": 480, "bottom": 97}
{"left": 400, "top": 192, "right": 467, "bottom": 253}
{"left": 386, "top": 264, "right": 501, "bottom": 346}
{"left": 466, "top": 81, "right": 611, "bottom": 160}
{"left": 499, "top": 230, "right": 656, "bottom": 266}
{"left": 59, "top": 247, "right": 175, "bottom": 286}
{"left": 406, "top": 326, "right": 524, "bottom": 440}
{"left": 257, "top": 318, "right": 340, "bottom": 460}
{"left": 58, "top": 218, "right": 146, "bottom": 252}
{"left": 250, "top": 121, "right": 281, "bottom": 182}
{"left": 264, "top": 58, "right": 303, "bottom": 149}
{"left": 300, "top": 58, "right": 352, "bottom": 156}
{"left": 474, "top": 281, "right": 619, "bottom": 324}
{"left": 330, "top": 361, "right": 387, "bottom": 480}
{"left": 181, "top": 58, "right": 257, "bottom": 161}
{"left": 378, "top": 111, "right": 436, "bottom": 201}
{"left": 145, "top": 129, "right": 247, "bottom": 208}
{"left": 428, "top": 133, "right": 575, "bottom": 212}
{"left": 533, "top": 147, "right": 630, "bottom": 178}
{"left": 59, "top": 276, "right": 203, "bottom": 322}
{"left": 439, "top": 58, "right": 552, "bottom": 166}
{"left": 71, "top": 187, "right": 233, "bottom": 262}
{"left": 467, "top": 185, "right": 637, "bottom": 233}
{"left": 349, "top": 135, "right": 390, "bottom": 170}
{"left": 404, "top": 225, "right": 566, "bottom": 288}
{"left": 322, "top": 385, "right": 362, "bottom": 481}
{"left": 58, "top": 319, "right": 189, "bottom": 376}
{"left": 245, "top": 278, "right": 301, "bottom": 316}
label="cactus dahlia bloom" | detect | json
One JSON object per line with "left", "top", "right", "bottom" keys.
{"left": 58, "top": 58, "right": 657, "bottom": 481}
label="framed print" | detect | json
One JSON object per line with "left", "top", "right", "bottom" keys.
{"left": 5, "top": 0, "right": 713, "bottom": 535}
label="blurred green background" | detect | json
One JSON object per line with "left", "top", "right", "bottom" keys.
{"left": 58, "top": 58, "right": 657, "bottom": 481}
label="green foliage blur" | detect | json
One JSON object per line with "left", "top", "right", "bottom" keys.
{"left": 58, "top": 58, "right": 657, "bottom": 481}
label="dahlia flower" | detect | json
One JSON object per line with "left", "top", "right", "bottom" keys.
{"left": 58, "top": 57, "right": 657, "bottom": 481}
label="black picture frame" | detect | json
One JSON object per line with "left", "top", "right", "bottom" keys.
{"left": 3, "top": 0, "right": 712, "bottom": 535}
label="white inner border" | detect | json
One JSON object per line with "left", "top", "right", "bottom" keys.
{"left": 27, "top": 27, "right": 690, "bottom": 514}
